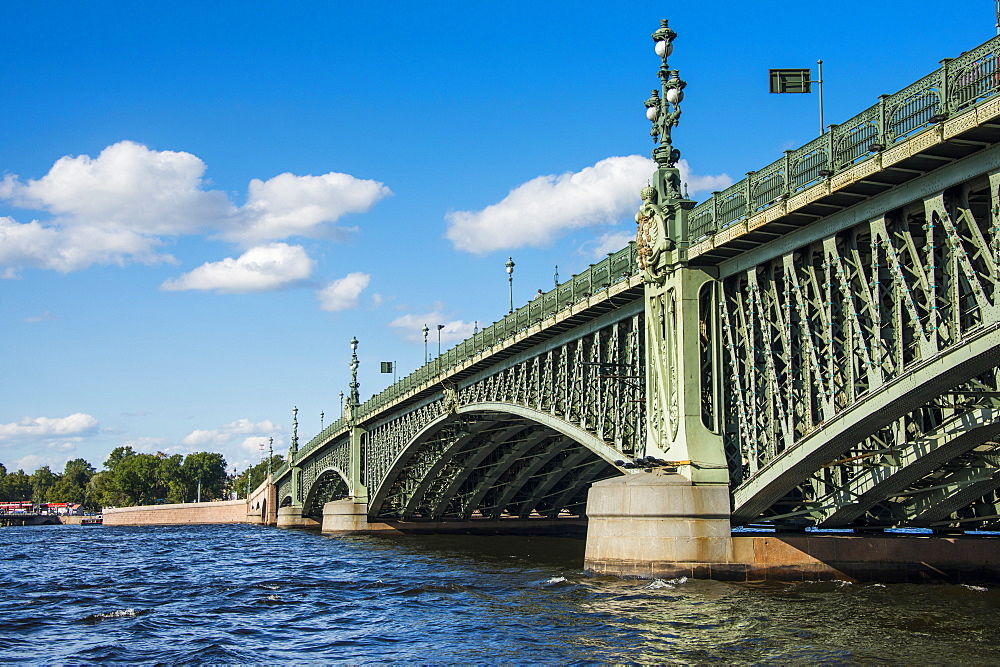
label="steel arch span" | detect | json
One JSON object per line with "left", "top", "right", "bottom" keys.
{"left": 367, "top": 403, "right": 628, "bottom": 520}
{"left": 273, "top": 268, "right": 646, "bottom": 526}
{"left": 301, "top": 467, "right": 351, "bottom": 518}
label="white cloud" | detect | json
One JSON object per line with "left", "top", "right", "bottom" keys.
{"left": 0, "top": 141, "right": 229, "bottom": 236}
{"left": 0, "top": 141, "right": 391, "bottom": 276}
{"left": 677, "top": 159, "right": 733, "bottom": 196}
{"left": 13, "top": 453, "right": 72, "bottom": 473}
{"left": 0, "top": 413, "right": 99, "bottom": 442}
{"left": 388, "top": 311, "right": 477, "bottom": 344}
{"left": 22, "top": 311, "right": 56, "bottom": 323}
{"left": 160, "top": 243, "right": 315, "bottom": 293}
{"left": 580, "top": 230, "right": 636, "bottom": 259}
{"left": 317, "top": 272, "right": 371, "bottom": 312}
{"left": 444, "top": 155, "right": 732, "bottom": 254}
{"left": 120, "top": 437, "right": 169, "bottom": 453}
{"left": 228, "top": 172, "right": 390, "bottom": 244}
{"left": 181, "top": 418, "right": 281, "bottom": 448}
{"left": 237, "top": 435, "right": 285, "bottom": 455}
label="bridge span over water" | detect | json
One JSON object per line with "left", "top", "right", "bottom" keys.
{"left": 258, "top": 22, "right": 1000, "bottom": 580}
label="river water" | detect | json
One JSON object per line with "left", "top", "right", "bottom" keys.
{"left": 2, "top": 524, "right": 999, "bottom": 663}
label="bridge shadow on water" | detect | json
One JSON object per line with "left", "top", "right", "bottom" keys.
{"left": 327, "top": 531, "right": 588, "bottom": 572}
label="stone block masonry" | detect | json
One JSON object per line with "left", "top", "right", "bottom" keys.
{"left": 102, "top": 500, "right": 251, "bottom": 526}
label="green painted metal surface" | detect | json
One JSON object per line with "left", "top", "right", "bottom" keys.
{"left": 273, "top": 20, "right": 1000, "bottom": 533}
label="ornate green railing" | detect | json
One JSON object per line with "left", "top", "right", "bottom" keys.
{"left": 687, "top": 33, "right": 1000, "bottom": 241}
{"left": 282, "top": 241, "right": 641, "bottom": 470}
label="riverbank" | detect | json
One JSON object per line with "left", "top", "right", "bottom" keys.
{"left": 102, "top": 500, "right": 249, "bottom": 526}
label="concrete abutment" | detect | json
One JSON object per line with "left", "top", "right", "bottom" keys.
{"left": 583, "top": 472, "right": 1000, "bottom": 584}
{"left": 276, "top": 506, "right": 320, "bottom": 529}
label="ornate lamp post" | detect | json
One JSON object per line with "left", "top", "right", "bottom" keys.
{"left": 636, "top": 19, "right": 688, "bottom": 285}
{"left": 349, "top": 336, "right": 360, "bottom": 407}
{"left": 289, "top": 406, "right": 299, "bottom": 462}
{"left": 422, "top": 324, "right": 429, "bottom": 363}
{"left": 645, "top": 20, "right": 686, "bottom": 172}
{"left": 505, "top": 257, "right": 515, "bottom": 313}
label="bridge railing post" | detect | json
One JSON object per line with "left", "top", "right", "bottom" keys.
{"left": 940, "top": 57, "right": 952, "bottom": 116}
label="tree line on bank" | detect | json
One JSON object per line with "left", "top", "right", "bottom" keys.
{"left": 0, "top": 448, "right": 285, "bottom": 511}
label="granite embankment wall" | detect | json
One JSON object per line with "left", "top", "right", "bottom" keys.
{"left": 102, "top": 500, "right": 250, "bottom": 526}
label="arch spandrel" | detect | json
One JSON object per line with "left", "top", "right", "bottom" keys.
{"left": 366, "top": 402, "right": 630, "bottom": 520}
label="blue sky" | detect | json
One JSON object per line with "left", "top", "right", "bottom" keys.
{"left": 0, "top": 1, "right": 994, "bottom": 476}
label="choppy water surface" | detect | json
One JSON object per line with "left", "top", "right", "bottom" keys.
{"left": 2, "top": 524, "right": 999, "bottom": 663}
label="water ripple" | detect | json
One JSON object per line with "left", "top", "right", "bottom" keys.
{"left": 0, "top": 524, "right": 998, "bottom": 663}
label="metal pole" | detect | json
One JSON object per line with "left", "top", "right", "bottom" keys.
{"left": 436, "top": 325, "right": 442, "bottom": 375}
{"left": 817, "top": 59, "right": 825, "bottom": 134}
{"left": 505, "top": 257, "right": 515, "bottom": 313}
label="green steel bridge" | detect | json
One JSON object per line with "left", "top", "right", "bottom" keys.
{"left": 271, "top": 25, "right": 1000, "bottom": 536}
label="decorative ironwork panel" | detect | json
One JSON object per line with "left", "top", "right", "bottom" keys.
{"left": 722, "top": 175, "right": 1000, "bottom": 528}
{"left": 299, "top": 437, "right": 351, "bottom": 503}
{"left": 354, "top": 311, "right": 645, "bottom": 500}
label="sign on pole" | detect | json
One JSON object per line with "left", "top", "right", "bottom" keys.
{"left": 769, "top": 68, "right": 811, "bottom": 94}
{"left": 769, "top": 62, "right": 825, "bottom": 134}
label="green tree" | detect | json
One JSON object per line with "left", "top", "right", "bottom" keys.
{"left": 6, "top": 470, "right": 33, "bottom": 501}
{"left": 157, "top": 454, "right": 186, "bottom": 503}
{"left": 182, "top": 452, "right": 228, "bottom": 501}
{"left": 30, "top": 466, "right": 59, "bottom": 503}
{"left": 0, "top": 462, "right": 7, "bottom": 499}
{"left": 104, "top": 446, "right": 137, "bottom": 471}
{"left": 88, "top": 471, "right": 121, "bottom": 509}
{"left": 48, "top": 458, "right": 97, "bottom": 505}
{"left": 115, "top": 453, "right": 165, "bottom": 505}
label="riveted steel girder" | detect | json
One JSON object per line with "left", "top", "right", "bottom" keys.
{"left": 906, "top": 458, "right": 1000, "bottom": 525}
{"left": 726, "top": 166, "right": 1000, "bottom": 528}
{"left": 542, "top": 457, "right": 613, "bottom": 517}
{"left": 451, "top": 429, "right": 557, "bottom": 519}
{"left": 492, "top": 436, "right": 578, "bottom": 516}
{"left": 421, "top": 422, "right": 533, "bottom": 518}
{"left": 813, "top": 408, "right": 1000, "bottom": 526}
{"left": 732, "top": 323, "right": 1000, "bottom": 522}
{"left": 397, "top": 420, "right": 495, "bottom": 519}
